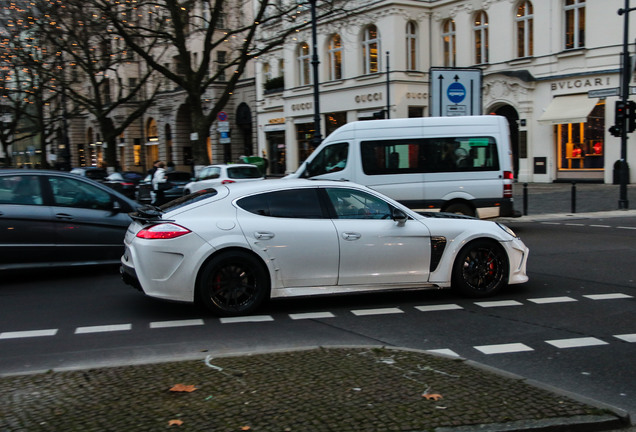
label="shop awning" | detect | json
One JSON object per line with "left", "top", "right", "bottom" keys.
{"left": 538, "top": 95, "right": 599, "bottom": 125}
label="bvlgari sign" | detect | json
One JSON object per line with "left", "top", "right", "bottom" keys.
{"left": 550, "top": 76, "right": 613, "bottom": 94}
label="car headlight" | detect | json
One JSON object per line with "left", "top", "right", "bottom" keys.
{"left": 496, "top": 222, "right": 518, "bottom": 238}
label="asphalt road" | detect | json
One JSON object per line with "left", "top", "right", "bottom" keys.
{"left": 1, "top": 213, "right": 635, "bottom": 420}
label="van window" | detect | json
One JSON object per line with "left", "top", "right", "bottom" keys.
{"left": 361, "top": 137, "right": 499, "bottom": 175}
{"left": 304, "top": 142, "right": 349, "bottom": 177}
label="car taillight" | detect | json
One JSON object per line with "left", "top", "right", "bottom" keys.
{"left": 122, "top": 182, "right": 134, "bottom": 186}
{"left": 503, "top": 171, "right": 513, "bottom": 198}
{"left": 221, "top": 179, "right": 236, "bottom": 184}
{"left": 136, "top": 223, "right": 191, "bottom": 239}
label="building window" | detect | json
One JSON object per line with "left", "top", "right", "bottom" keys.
{"left": 406, "top": 21, "right": 417, "bottom": 71}
{"left": 565, "top": 0, "right": 585, "bottom": 49}
{"left": 516, "top": 1, "right": 534, "bottom": 58}
{"left": 362, "top": 25, "right": 380, "bottom": 74}
{"left": 473, "top": 11, "right": 489, "bottom": 64}
{"left": 556, "top": 102, "right": 604, "bottom": 171}
{"left": 263, "top": 62, "right": 272, "bottom": 81}
{"left": 328, "top": 34, "right": 343, "bottom": 80}
{"left": 442, "top": 19, "right": 456, "bottom": 67}
{"left": 298, "top": 42, "right": 311, "bottom": 86}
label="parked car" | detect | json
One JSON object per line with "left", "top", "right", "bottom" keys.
{"left": 136, "top": 171, "right": 192, "bottom": 204}
{"left": 102, "top": 172, "right": 140, "bottom": 199}
{"left": 0, "top": 169, "right": 141, "bottom": 270}
{"left": 70, "top": 167, "right": 109, "bottom": 182}
{"left": 182, "top": 164, "right": 264, "bottom": 195}
{"left": 121, "top": 179, "right": 529, "bottom": 316}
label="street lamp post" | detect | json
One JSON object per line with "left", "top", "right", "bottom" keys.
{"left": 617, "top": 0, "right": 635, "bottom": 209}
{"left": 309, "top": 0, "right": 322, "bottom": 146}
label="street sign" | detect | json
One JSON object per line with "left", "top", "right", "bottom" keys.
{"left": 217, "top": 121, "right": 230, "bottom": 133}
{"left": 217, "top": 111, "right": 228, "bottom": 122}
{"left": 429, "top": 68, "right": 482, "bottom": 117}
{"left": 587, "top": 88, "right": 620, "bottom": 98}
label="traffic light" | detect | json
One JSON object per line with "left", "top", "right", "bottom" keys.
{"left": 628, "top": 100, "right": 636, "bottom": 133}
{"left": 615, "top": 100, "right": 627, "bottom": 130}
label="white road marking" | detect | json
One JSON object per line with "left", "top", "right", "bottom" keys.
{"left": 565, "top": 223, "right": 585, "bottom": 226}
{"left": 75, "top": 324, "right": 132, "bottom": 334}
{"left": 614, "top": 334, "right": 636, "bottom": 343}
{"left": 546, "top": 337, "right": 608, "bottom": 349}
{"left": 351, "top": 307, "right": 404, "bottom": 316}
{"left": 415, "top": 304, "right": 463, "bottom": 312}
{"left": 541, "top": 222, "right": 562, "bottom": 225}
{"left": 617, "top": 226, "right": 636, "bottom": 230}
{"left": 219, "top": 315, "right": 274, "bottom": 324}
{"left": 474, "top": 300, "right": 523, "bottom": 308}
{"left": 589, "top": 224, "right": 611, "bottom": 228}
{"left": 528, "top": 296, "right": 577, "bottom": 304}
{"left": 289, "top": 312, "right": 335, "bottom": 320}
{"left": 150, "top": 319, "right": 205, "bottom": 329}
{"left": 474, "top": 343, "right": 534, "bottom": 354}
{"left": 584, "top": 293, "right": 633, "bottom": 300}
{"left": 0, "top": 329, "right": 58, "bottom": 340}
{"left": 427, "top": 349, "right": 460, "bottom": 357}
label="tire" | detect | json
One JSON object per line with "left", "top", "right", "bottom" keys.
{"left": 444, "top": 202, "right": 475, "bottom": 217}
{"left": 198, "top": 251, "right": 269, "bottom": 316}
{"left": 452, "top": 240, "right": 508, "bottom": 298}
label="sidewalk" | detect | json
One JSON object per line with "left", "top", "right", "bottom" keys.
{"left": 2, "top": 182, "right": 635, "bottom": 431}
{"left": 0, "top": 346, "right": 631, "bottom": 431}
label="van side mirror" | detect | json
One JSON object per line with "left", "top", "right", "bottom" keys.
{"left": 392, "top": 208, "right": 408, "bottom": 225}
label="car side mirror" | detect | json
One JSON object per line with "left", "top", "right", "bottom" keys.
{"left": 392, "top": 208, "right": 408, "bottom": 225}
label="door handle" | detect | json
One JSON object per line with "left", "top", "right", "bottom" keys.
{"left": 342, "top": 232, "right": 361, "bottom": 241}
{"left": 254, "top": 231, "right": 275, "bottom": 240}
{"left": 55, "top": 213, "right": 75, "bottom": 220}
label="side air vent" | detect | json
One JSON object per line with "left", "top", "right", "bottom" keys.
{"left": 430, "top": 236, "right": 447, "bottom": 272}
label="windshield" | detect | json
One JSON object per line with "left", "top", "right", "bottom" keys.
{"left": 159, "top": 188, "right": 218, "bottom": 212}
{"left": 304, "top": 143, "right": 348, "bottom": 177}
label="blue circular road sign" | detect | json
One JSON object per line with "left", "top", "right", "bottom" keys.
{"left": 447, "top": 82, "right": 466, "bottom": 104}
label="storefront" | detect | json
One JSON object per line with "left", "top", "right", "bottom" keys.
{"left": 538, "top": 93, "right": 606, "bottom": 182}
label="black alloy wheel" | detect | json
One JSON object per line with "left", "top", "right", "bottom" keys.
{"left": 452, "top": 240, "right": 508, "bottom": 297}
{"left": 198, "top": 251, "right": 269, "bottom": 316}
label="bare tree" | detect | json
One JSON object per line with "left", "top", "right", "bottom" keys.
{"left": 92, "top": 0, "right": 347, "bottom": 166}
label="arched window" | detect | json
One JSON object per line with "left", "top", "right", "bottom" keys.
{"left": 473, "top": 11, "right": 489, "bottom": 64}
{"left": 362, "top": 25, "right": 380, "bottom": 74}
{"left": 564, "top": 0, "right": 585, "bottom": 49}
{"left": 442, "top": 19, "right": 456, "bottom": 67}
{"left": 406, "top": 21, "right": 417, "bottom": 71}
{"left": 328, "top": 34, "right": 343, "bottom": 80}
{"left": 297, "top": 42, "right": 311, "bottom": 86}
{"left": 516, "top": 1, "right": 534, "bottom": 57}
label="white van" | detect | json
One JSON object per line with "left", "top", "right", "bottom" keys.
{"left": 285, "top": 116, "right": 517, "bottom": 219}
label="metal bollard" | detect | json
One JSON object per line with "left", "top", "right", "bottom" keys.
{"left": 571, "top": 181, "right": 576, "bottom": 213}
{"left": 523, "top": 183, "right": 528, "bottom": 215}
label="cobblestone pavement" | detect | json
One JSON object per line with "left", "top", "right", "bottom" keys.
{"left": 0, "top": 347, "right": 630, "bottom": 431}
{"left": 2, "top": 183, "right": 635, "bottom": 431}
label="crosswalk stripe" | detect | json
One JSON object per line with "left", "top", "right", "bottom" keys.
{"left": 75, "top": 324, "right": 132, "bottom": 334}
{"left": 584, "top": 293, "right": 633, "bottom": 300}
{"left": 546, "top": 337, "right": 608, "bottom": 349}
{"left": 0, "top": 329, "right": 58, "bottom": 339}
{"left": 351, "top": 307, "right": 404, "bottom": 316}
{"left": 150, "top": 319, "right": 205, "bottom": 329}
{"left": 415, "top": 304, "right": 463, "bottom": 312}
{"left": 475, "top": 300, "right": 523, "bottom": 308}
{"left": 474, "top": 343, "right": 534, "bottom": 354}
{"left": 220, "top": 315, "right": 274, "bottom": 324}
{"left": 614, "top": 334, "right": 636, "bottom": 343}
{"left": 289, "top": 312, "right": 335, "bottom": 320}
{"left": 528, "top": 296, "right": 577, "bottom": 304}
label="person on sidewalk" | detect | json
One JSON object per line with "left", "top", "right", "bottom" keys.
{"left": 151, "top": 161, "right": 168, "bottom": 206}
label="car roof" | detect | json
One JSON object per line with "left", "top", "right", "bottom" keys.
{"left": 205, "top": 163, "right": 259, "bottom": 169}
{"left": 220, "top": 178, "right": 364, "bottom": 197}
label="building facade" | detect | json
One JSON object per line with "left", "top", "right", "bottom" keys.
{"left": 256, "top": 0, "right": 636, "bottom": 183}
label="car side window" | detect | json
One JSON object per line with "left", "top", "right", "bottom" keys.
{"left": 304, "top": 142, "right": 349, "bottom": 177}
{"left": 48, "top": 177, "right": 112, "bottom": 210}
{"left": 0, "top": 175, "right": 43, "bottom": 205}
{"left": 326, "top": 188, "right": 392, "bottom": 219}
{"left": 237, "top": 188, "right": 324, "bottom": 219}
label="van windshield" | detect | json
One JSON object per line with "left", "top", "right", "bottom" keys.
{"left": 304, "top": 142, "right": 349, "bottom": 177}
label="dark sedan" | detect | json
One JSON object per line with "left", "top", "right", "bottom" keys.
{"left": 0, "top": 169, "right": 141, "bottom": 270}
{"left": 136, "top": 171, "right": 192, "bottom": 204}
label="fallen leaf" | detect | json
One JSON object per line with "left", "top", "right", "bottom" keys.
{"left": 168, "top": 419, "right": 184, "bottom": 426}
{"left": 422, "top": 393, "right": 443, "bottom": 401}
{"left": 170, "top": 384, "right": 198, "bottom": 393}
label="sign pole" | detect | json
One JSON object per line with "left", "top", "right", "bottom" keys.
{"left": 618, "top": 0, "right": 634, "bottom": 209}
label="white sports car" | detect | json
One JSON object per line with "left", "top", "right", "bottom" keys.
{"left": 121, "top": 179, "right": 528, "bottom": 316}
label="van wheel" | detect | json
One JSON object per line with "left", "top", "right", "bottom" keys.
{"left": 444, "top": 203, "right": 475, "bottom": 217}
{"left": 452, "top": 240, "right": 508, "bottom": 298}
{"left": 198, "top": 251, "right": 269, "bottom": 316}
